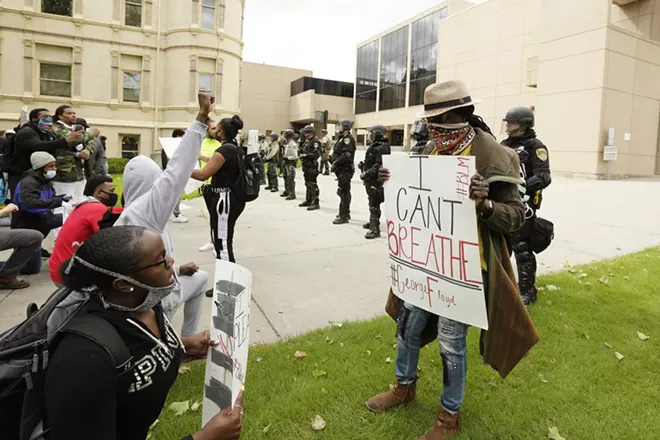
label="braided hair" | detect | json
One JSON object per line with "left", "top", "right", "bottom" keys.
{"left": 454, "top": 105, "right": 495, "bottom": 138}
{"left": 60, "top": 226, "right": 146, "bottom": 291}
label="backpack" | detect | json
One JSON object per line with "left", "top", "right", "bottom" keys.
{"left": 0, "top": 287, "right": 131, "bottom": 440}
{"left": 233, "top": 146, "right": 263, "bottom": 203}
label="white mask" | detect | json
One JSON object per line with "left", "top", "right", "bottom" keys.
{"left": 45, "top": 170, "right": 57, "bottom": 180}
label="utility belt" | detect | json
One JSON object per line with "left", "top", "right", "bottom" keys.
{"left": 283, "top": 158, "right": 297, "bottom": 165}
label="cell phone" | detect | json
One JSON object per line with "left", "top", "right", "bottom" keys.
{"left": 73, "top": 125, "right": 84, "bottom": 132}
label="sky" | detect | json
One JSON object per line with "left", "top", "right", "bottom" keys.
{"left": 242, "top": 0, "right": 452, "bottom": 83}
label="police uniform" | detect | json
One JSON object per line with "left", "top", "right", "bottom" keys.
{"left": 299, "top": 135, "right": 321, "bottom": 209}
{"left": 502, "top": 129, "right": 551, "bottom": 304}
{"left": 281, "top": 136, "right": 298, "bottom": 200}
{"left": 331, "top": 132, "right": 356, "bottom": 223}
{"left": 410, "top": 138, "right": 430, "bottom": 155}
{"left": 360, "top": 138, "right": 391, "bottom": 238}
{"left": 319, "top": 134, "right": 332, "bottom": 175}
{"left": 265, "top": 136, "right": 280, "bottom": 192}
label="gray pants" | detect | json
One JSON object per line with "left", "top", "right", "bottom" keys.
{"left": 0, "top": 229, "right": 43, "bottom": 277}
{"left": 162, "top": 270, "right": 209, "bottom": 337}
{"left": 174, "top": 200, "right": 182, "bottom": 218}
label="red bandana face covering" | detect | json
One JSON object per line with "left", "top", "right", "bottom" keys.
{"left": 428, "top": 123, "right": 476, "bottom": 155}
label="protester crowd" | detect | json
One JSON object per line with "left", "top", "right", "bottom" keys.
{"left": 0, "top": 77, "right": 554, "bottom": 440}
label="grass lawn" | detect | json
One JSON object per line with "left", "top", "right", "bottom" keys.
{"left": 110, "top": 174, "right": 201, "bottom": 202}
{"left": 151, "top": 249, "right": 660, "bottom": 440}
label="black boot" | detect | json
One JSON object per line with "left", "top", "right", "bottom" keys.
{"left": 265, "top": 186, "right": 272, "bottom": 191}
{"left": 299, "top": 200, "right": 311, "bottom": 207}
{"left": 363, "top": 223, "right": 371, "bottom": 230}
{"left": 333, "top": 216, "right": 349, "bottom": 225}
{"left": 270, "top": 187, "right": 279, "bottom": 193}
{"left": 280, "top": 192, "right": 289, "bottom": 198}
{"left": 365, "top": 226, "right": 381, "bottom": 239}
{"left": 307, "top": 201, "right": 320, "bottom": 211}
{"left": 286, "top": 195, "right": 296, "bottom": 200}
{"left": 522, "top": 287, "right": 538, "bottom": 305}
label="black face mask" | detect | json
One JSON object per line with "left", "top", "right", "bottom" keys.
{"left": 101, "top": 191, "right": 118, "bottom": 207}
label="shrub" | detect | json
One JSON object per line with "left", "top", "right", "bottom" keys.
{"left": 107, "top": 158, "right": 129, "bottom": 174}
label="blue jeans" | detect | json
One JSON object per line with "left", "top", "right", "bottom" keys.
{"left": 394, "top": 271, "right": 487, "bottom": 413}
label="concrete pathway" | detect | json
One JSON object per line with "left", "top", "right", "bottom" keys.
{"left": 2, "top": 153, "right": 660, "bottom": 345}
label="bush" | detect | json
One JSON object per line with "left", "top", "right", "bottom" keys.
{"left": 107, "top": 158, "right": 129, "bottom": 174}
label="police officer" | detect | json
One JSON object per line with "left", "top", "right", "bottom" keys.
{"left": 359, "top": 124, "right": 391, "bottom": 239}
{"left": 280, "top": 129, "right": 298, "bottom": 200}
{"left": 258, "top": 133, "right": 268, "bottom": 185}
{"left": 331, "top": 120, "right": 356, "bottom": 225}
{"left": 502, "top": 106, "right": 552, "bottom": 305}
{"left": 410, "top": 119, "right": 430, "bottom": 155}
{"left": 265, "top": 133, "right": 280, "bottom": 192}
{"left": 278, "top": 128, "right": 287, "bottom": 178}
{"left": 319, "top": 129, "right": 332, "bottom": 175}
{"left": 298, "top": 125, "right": 321, "bottom": 210}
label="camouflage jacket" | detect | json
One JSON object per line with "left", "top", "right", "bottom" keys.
{"left": 51, "top": 122, "right": 97, "bottom": 182}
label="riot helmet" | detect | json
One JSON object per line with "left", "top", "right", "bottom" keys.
{"left": 502, "top": 106, "right": 535, "bottom": 137}
{"left": 284, "top": 129, "right": 294, "bottom": 140}
{"left": 411, "top": 119, "right": 429, "bottom": 141}
{"left": 368, "top": 124, "right": 387, "bottom": 144}
{"left": 301, "top": 124, "right": 316, "bottom": 140}
{"left": 336, "top": 119, "right": 353, "bottom": 135}
{"left": 270, "top": 133, "right": 279, "bottom": 142}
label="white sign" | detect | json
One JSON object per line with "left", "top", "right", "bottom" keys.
{"left": 624, "top": 133, "right": 631, "bottom": 141}
{"left": 383, "top": 154, "right": 489, "bottom": 330}
{"left": 604, "top": 146, "right": 618, "bottom": 161}
{"left": 159, "top": 137, "right": 203, "bottom": 195}
{"left": 202, "top": 260, "right": 252, "bottom": 426}
{"left": 246, "top": 130, "right": 259, "bottom": 155}
{"left": 608, "top": 128, "right": 615, "bottom": 146}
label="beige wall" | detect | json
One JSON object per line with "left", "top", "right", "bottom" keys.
{"left": 0, "top": 0, "right": 244, "bottom": 158}
{"left": 290, "top": 91, "right": 354, "bottom": 125}
{"left": 240, "top": 62, "right": 311, "bottom": 134}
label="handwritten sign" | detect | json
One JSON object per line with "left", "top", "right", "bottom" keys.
{"left": 383, "top": 154, "right": 489, "bottom": 330}
{"left": 159, "top": 137, "right": 203, "bottom": 196}
{"left": 246, "top": 130, "right": 259, "bottom": 155}
{"left": 202, "top": 260, "right": 252, "bottom": 426}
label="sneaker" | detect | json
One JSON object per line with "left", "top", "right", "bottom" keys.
{"left": 173, "top": 215, "right": 189, "bottom": 224}
{"left": 199, "top": 243, "right": 215, "bottom": 252}
{"left": 0, "top": 276, "right": 30, "bottom": 290}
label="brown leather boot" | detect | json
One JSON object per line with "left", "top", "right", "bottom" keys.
{"left": 419, "top": 408, "right": 461, "bottom": 440}
{"left": 365, "top": 380, "right": 416, "bottom": 413}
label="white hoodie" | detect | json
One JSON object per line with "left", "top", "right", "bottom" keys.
{"left": 115, "top": 119, "right": 207, "bottom": 291}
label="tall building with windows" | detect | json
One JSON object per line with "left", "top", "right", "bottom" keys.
{"left": 356, "top": 0, "right": 660, "bottom": 177}
{"left": 0, "top": 0, "right": 245, "bottom": 159}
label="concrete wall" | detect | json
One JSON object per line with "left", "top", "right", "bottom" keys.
{"left": 435, "top": 0, "right": 541, "bottom": 137}
{"left": 0, "top": 0, "right": 244, "bottom": 157}
{"left": 240, "top": 62, "right": 312, "bottom": 134}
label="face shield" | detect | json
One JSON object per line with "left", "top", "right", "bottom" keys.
{"left": 501, "top": 120, "right": 523, "bottom": 137}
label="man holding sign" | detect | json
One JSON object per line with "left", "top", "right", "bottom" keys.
{"left": 366, "top": 81, "right": 539, "bottom": 440}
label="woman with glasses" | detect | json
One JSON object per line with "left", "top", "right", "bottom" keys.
{"left": 45, "top": 226, "right": 244, "bottom": 440}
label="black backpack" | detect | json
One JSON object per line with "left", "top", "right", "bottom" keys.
{"left": 234, "top": 146, "right": 263, "bottom": 203}
{"left": 0, "top": 287, "right": 131, "bottom": 440}
{"left": 530, "top": 216, "right": 554, "bottom": 254}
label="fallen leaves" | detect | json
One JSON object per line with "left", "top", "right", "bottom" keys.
{"left": 262, "top": 423, "right": 272, "bottom": 434}
{"left": 604, "top": 342, "right": 612, "bottom": 349}
{"left": 385, "top": 357, "right": 393, "bottom": 364}
{"left": 548, "top": 426, "right": 566, "bottom": 440}
{"left": 331, "top": 321, "right": 343, "bottom": 328}
{"left": 615, "top": 352, "right": 624, "bottom": 361}
{"left": 178, "top": 365, "right": 191, "bottom": 374}
{"left": 546, "top": 285, "right": 560, "bottom": 291}
{"left": 539, "top": 374, "right": 550, "bottom": 384}
{"left": 169, "top": 400, "right": 190, "bottom": 416}
{"left": 294, "top": 351, "right": 307, "bottom": 359}
{"left": 637, "top": 331, "right": 650, "bottom": 341}
{"left": 256, "top": 356, "right": 264, "bottom": 363}
{"left": 365, "top": 350, "right": 372, "bottom": 356}
{"left": 312, "top": 369, "right": 327, "bottom": 378}
{"left": 597, "top": 276, "right": 611, "bottom": 286}
{"left": 190, "top": 401, "right": 202, "bottom": 412}
{"left": 311, "top": 415, "right": 327, "bottom": 431}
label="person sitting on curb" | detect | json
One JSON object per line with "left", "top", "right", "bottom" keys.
{"left": 115, "top": 93, "right": 214, "bottom": 358}
{"left": 49, "top": 175, "right": 123, "bottom": 286}
{"left": 0, "top": 203, "right": 43, "bottom": 289}
{"left": 12, "top": 152, "right": 70, "bottom": 258}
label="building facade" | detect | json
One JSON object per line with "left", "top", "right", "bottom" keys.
{"left": 355, "top": 0, "right": 660, "bottom": 177}
{"left": 241, "top": 62, "right": 354, "bottom": 138}
{"left": 0, "top": 0, "right": 244, "bottom": 159}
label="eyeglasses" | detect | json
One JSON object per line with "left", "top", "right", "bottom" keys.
{"left": 128, "top": 258, "right": 171, "bottom": 274}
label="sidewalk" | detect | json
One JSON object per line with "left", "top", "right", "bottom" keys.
{"left": 2, "top": 158, "right": 660, "bottom": 344}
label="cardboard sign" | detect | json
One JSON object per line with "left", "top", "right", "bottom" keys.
{"left": 246, "top": 130, "right": 259, "bottom": 155}
{"left": 202, "top": 260, "right": 252, "bottom": 426}
{"left": 383, "top": 154, "right": 489, "bottom": 330}
{"left": 158, "top": 137, "right": 203, "bottom": 195}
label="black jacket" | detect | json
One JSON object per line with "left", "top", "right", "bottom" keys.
{"left": 11, "top": 123, "right": 68, "bottom": 178}
{"left": 362, "top": 140, "right": 391, "bottom": 185}
{"left": 502, "top": 129, "right": 551, "bottom": 210}
{"left": 12, "top": 170, "right": 63, "bottom": 233}
{"left": 300, "top": 136, "right": 321, "bottom": 169}
{"left": 332, "top": 132, "right": 356, "bottom": 171}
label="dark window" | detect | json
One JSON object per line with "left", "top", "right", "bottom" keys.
{"left": 379, "top": 26, "right": 408, "bottom": 111}
{"left": 121, "top": 135, "right": 140, "bottom": 159}
{"left": 355, "top": 40, "right": 379, "bottom": 114}
{"left": 42, "top": 0, "right": 73, "bottom": 16}
{"left": 125, "top": 0, "right": 142, "bottom": 27}
{"left": 39, "top": 63, "right": 72, "bottom": 97}
{"left": 409, "top": 7, "right": 448, "bottom": 106}
{"left": 291, "top": 77, "right": 354, "bottom": 98}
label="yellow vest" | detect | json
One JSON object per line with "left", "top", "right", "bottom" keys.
{"left": 200, "top": 138, "right": 221, "bottom": 185}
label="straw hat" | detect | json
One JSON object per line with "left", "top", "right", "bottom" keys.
{"left": 418, "top": 80, "right": 481, "bottom": 119}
